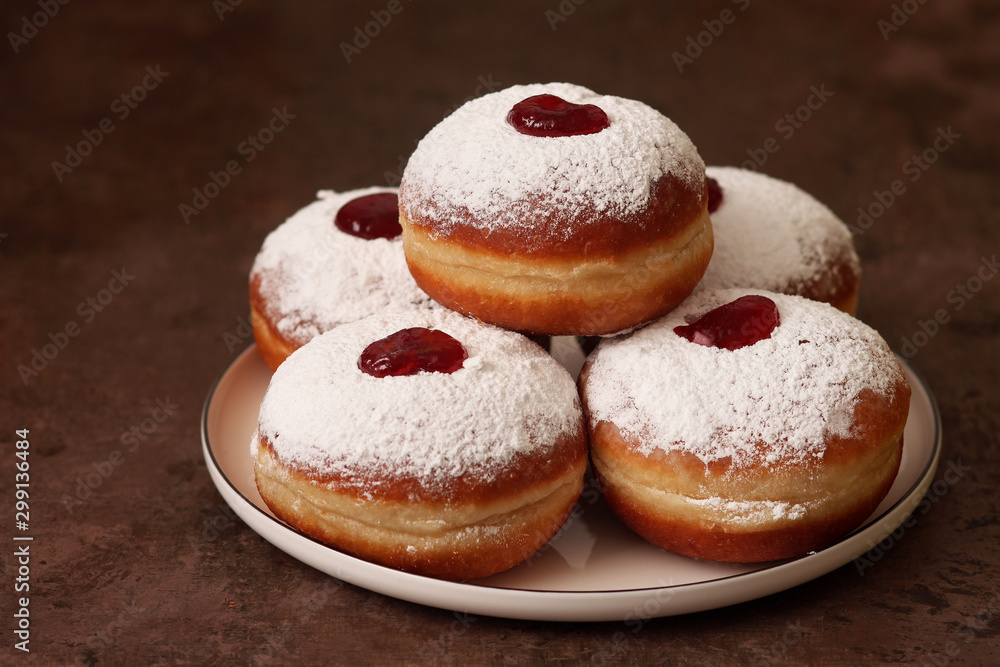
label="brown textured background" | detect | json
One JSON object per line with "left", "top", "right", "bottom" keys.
{"left": 2, "top": 0, "right": 999, "bottom": 664}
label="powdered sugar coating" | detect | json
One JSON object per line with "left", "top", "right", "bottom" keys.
{"left": 251, "top": 187, "right": 436, "bottom": 345}
{"left": 687, "top": 497, "right": 808, "bottom": 524}
{"left": 400, "top": 83, "right": 705, "bottom": 242}
{"left": 255, "top": 309, "right": 583, "bottom": 494}
{"left": 698, "top": 167, "right": 860, "bottom": 296}
{"left": 584, "top": 288, "right": 904, "bottom": 470}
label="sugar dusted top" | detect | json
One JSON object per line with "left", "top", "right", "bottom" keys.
{"left": 698, "top": 167, "right": 861, "bottom": 296}
{"left": 400, "top": 83, "right": 705, "bottom": 243}
{"left": 255, "top": 309, "right": 584, "bottom": 492}
{"left": 584, "top": 288, "right": 905, "bottom": 470}
{"left": 251, "top": 187, "right": 436, "bottom": 345}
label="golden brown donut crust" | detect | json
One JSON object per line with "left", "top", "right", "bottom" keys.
{"left": 249, "top": 275, "right": 295, "bottom": 371}
{"left": 788, "top": 255, "right": 861, "bottom": 316}
{"left": 401, "top": 201, "right": 714, "bottom": 336}
{"left": 400, "top": 171, "right": 707, "bottom": 259}
{"left": 253, "top": 423, "right": 589, "bottom": 580}
{"left": 580, "top": 363, "right": 911, "bottom": 563}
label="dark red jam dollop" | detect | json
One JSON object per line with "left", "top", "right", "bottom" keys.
{"left": 334, "top": 193, "right": 402, "bottom": 240}
{"left": 506, "top": 94, "right": 610, "bottom": 137}
{"left": 706, "top": 176, "right": 723, "bottom": 214}
{"left": 358, "top": 328, "right": 467, "bottom": 378}
{"left": 673, "top": 295, "right": 780, "bottom": 351}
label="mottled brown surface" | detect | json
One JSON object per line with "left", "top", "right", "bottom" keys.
{"left": 2, "top": 0, "right": 999, "bottom": 664}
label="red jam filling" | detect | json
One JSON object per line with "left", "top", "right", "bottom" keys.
{"left": 506, "top": 94, "right": 610, "bottom": 137}
{"left": 706, "top": 176, "right": 723, "bottom": 214}
{"left": 674, "top": 295, "right": 779, "bottom": 350}
{"left": 358, "top": 328, "right": 467, "bottom": 378}
{"left": 334, "top": 193, "right": 401, "bottom": 240}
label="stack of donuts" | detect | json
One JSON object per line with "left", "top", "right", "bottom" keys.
{"left": 248, "top": 83, "right": 910, "bottom": 580}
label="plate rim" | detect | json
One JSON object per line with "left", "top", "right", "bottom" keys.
{"left": 200, "top": 344, "right": 942, "bottom": 616}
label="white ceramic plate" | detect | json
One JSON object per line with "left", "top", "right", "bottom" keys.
{"left": 201, "top": 343, "right": 941, "bottom": 622}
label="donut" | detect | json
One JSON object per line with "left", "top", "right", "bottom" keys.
{"left": 252, "top": 309, "right": 588, "bottom": 580}
{"left": 699, "top": 167, "right": 862, "bottom": 314}
{"left": 399, "top": 82, "right": 713, "bottom": 337}
{"left": 579, "top": 288, "right": 909, "bottom": 562}
{"left": 250, "top": 187, "right": 437, "bottom": 370}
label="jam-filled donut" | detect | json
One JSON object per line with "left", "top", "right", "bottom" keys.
{"left": 250, "top": 187, "right": 436, "bottom": 370}
{"left": 580, "top": 288, "right": 910, "bottom": 563}
{"left": 699, "top": 167, "right": 862, "bottom": 314}
{"left": 252, "top": 309, "right": 588, "bottom": 580}
{"left": 399, "top": 82, "right": 713, "bottom": 337}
